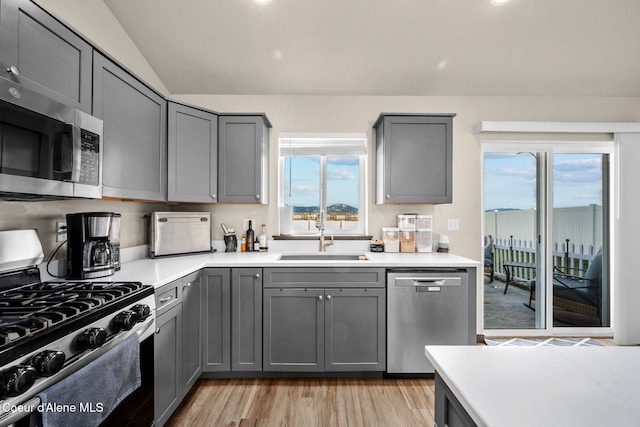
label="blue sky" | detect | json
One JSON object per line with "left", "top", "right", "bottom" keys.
{"left": 283, "top": 156, "right": 359, "bottom": 207}
{"left": 484, "top": 153, "right": 603, "bottom": 211}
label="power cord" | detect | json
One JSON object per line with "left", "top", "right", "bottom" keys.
{"left": 46, "top": 239, "right": 67, "bottom": 279}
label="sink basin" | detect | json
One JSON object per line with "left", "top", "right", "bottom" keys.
{"left": 278, "top": 254, "right": 368, "bottom": 261}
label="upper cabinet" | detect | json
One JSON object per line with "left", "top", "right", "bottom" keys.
{"left": 167, "top": 102, "right": 218, "bottom": 203}
{"left": 375, "top": 114, "right": 455, "bottom": 204}
{"left": 0, "top": 0, "right": 92, "bottom": 112}
{"left": 218, "top": 114, "right": 271, "bottom": 204}
{"left": 93, "top": 52, "right": 167, "bottom": 201}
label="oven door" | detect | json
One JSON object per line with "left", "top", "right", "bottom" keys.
{"left": 0, "top": 77, "right": 82, "bottom": 199}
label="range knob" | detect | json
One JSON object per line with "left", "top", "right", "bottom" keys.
{"left": 30, "top": 350, "right": 66, "bottom": 377}
{"left": 0, "top": 365, "right": 38, "bottom": 398}
{"left": 113, "top": 310, "right": 140, "bottom": 331}
{"left": 130, "top": 304, "right": 151, "bottom": 322}
{"left": 76, "top": 327, "right": 107, "bottom": 350}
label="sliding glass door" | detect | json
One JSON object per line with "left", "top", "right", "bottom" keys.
{"left": 483, "top": 144, "right": 611, "bottom": 333}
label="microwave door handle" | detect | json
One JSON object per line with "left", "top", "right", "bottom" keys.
{"left": 70, "top": 122, "right": 82, "bottom": 183}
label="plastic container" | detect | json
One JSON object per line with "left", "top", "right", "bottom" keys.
{"left": 416, "top": 229, "right": 433, "bottom": 253}
{"left": 400, "top": 230, "right": 415, "bottom": 253}
{"left": 416, "top": 215, "right": 433, "bottom": 229}
{"left": 398, "top": 214, "right": 416, "bottom": 230}
{"left": 382, "top": 227, "right": 400, "bottom": 253}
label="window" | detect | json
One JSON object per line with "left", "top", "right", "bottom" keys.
{"left": 279, "top": 133, "right": 366, "bottom": 235}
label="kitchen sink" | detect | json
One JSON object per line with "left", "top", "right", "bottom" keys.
{"left": 278, "top": 253, "right": 368, "bottom": 261}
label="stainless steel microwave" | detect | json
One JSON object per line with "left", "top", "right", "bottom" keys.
{"left": 0, "top": 77, "right": 103, "bottom": 200}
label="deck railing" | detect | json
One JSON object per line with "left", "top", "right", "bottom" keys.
{"left": 490, "top": 236, "right": 599, "bottom": 283}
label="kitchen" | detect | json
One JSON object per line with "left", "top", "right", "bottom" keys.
{"left": 1, "top": 0, "right": 640, "bottom": 426}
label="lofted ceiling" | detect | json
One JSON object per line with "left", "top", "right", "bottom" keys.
{"left": 103, "top": 0, "right": 640, "bottom": 96}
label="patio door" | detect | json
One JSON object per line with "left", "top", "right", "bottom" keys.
{"left": 483, "top": 143, "right": 611, "bottom": 334}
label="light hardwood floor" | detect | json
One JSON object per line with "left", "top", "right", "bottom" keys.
{"left": 167, "top": 378, "right": 436, "bottom": 427}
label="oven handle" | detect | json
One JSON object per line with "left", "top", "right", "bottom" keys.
{"left": 0, "top": 396, "right": 41, "bottom": 426}
{"left": 136, "top": 315, "right": 155, "bottom": 337}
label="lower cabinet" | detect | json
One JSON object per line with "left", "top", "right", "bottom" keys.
{"left": 154, "top": 303, "right": 182, "bottom": 427}
{"left": 263, "top": 268, "right": 386, "bottom": 372}
{"left": 202, "top": 267, "right": 262, "bottom": 372}
{"left": 154, "top": 271, "right": 201, "bottom": 427}
{"left": 435, "top": 374, "right": 477, "bottom": 427}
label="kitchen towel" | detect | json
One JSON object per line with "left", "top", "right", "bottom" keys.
{"left": 31, "top": 333, "right": 141, "bottom": 427}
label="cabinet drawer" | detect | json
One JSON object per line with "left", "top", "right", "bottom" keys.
{"left": 156, "top": 278, "right": 182, "bottom": 316}
{"left": 263, "top": 268, "right": 385, "bottom": 288}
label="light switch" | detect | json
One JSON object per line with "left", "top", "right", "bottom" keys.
{"left": 447, "top": 219, "right": 460, "bottom": 230}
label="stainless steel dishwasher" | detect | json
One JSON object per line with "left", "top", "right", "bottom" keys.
{"left": 387, "top": 269, "right": 471, "bottom": 374}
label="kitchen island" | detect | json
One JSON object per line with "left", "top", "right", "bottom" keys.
{"left": 425, "top": 345, "right": 640, "bottom": 427}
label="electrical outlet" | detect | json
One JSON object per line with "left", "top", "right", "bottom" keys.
{"left": 447, "top": 218, "right": 460, "bottom": 231}
{"left": 56, "top": 221, "right": 67, "bottom": 242}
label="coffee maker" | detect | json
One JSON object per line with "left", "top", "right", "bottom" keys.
{"left": 109, "top": 213, "right": 122, "bottom": 271}
{"left": 66, "top": 212, "right": 115, "bottom": 279}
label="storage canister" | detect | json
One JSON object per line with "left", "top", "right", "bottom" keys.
{"left": 416, "top": 229, "right": 433, "bottom": 252}
{"left": 400, "top": 230, "right": 415, "bottom": 253}
{"left": 382, "top": 227, "right": 400, "bottom": 252}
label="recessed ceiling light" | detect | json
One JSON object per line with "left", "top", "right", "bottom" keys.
{"left": 253, "top": 0, "right": 272, "bottom": 5}
{"left": 490, "top": 0, "right": 512, "bottom": 5}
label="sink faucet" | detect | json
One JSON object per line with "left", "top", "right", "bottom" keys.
{"left": 317, "top": 210, "right": 334, "bottom": 252}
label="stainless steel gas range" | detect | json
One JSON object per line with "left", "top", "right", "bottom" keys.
{"left": 0, "top": 230, "right": 155, "bottom": 427}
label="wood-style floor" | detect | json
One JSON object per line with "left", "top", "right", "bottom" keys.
{"left": 167, "top": 378, "right": 435, "bottom": 427}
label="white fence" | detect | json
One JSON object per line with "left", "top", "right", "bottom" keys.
{"left": 485, "top": 205, "right": 603, "bottom": 282}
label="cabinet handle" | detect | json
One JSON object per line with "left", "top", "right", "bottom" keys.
{"left": 155, "top": 328, "right": 160, "bottom": 334}
{"left": 211, "top": 194, "right": 217, "bottom": 199}
{"left": 318, "top": 295, "right": 323, "bottom": 301}
{"left": 6, "top": 66, "right": 20, "bottom": 76}
{"left": 160, "top": 296, "right": 172, "bottom": 303}
{"left": 254, "top": 273, "right": 261, "bottom": 278}
{"left": 183, "top": 282, "right": 191, "bottom": 289}
{"left": 326, "top": 295, "right": 332, "bottom": 300}
{"left": 386, "top": 194, "right": 390, "bottom": 199}
{"left": 255, "top": 194, "right": 260, "bottom": 199}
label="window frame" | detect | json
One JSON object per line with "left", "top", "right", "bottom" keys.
{"left": 278, "top": 132, "right": 367, "bottom": 236}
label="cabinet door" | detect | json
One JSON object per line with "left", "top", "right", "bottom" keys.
{"left": 181, "top": 271, "right": 202, "bottom": 395}
{"left": 376, "top": 114, "right": 453, "bottom": 204}
{"left": 0, "top": 0, "right": 92, "bottom": 112}
{"left": 231, "top": 268, "right": 262, "bottom": 371}
{"left": 263, "top": 288, "right": 324, "bottom": 372}
{"left": 93, "top": 51, "right": 167, "bottom": 201}
{"left": 167, "top": 102, "right": 218, "bottom": 203}
{"left": 324, "top": 288, "right": 386, "bottom": 371}
{"left": 218, "top": 115, "right": 269, "bottom": 204}
{"left": 154, "top": 303, "right": 182, "bottom": 427}
{"left": 202, "top": 268, "right": 231, "bottom": 372}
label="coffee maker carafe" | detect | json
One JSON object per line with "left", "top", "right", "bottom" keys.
{"left": 66, "top": 212, "right": 115, "bottom": 279}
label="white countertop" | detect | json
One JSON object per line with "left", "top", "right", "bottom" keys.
{"left": 42, "top": 250, "right": 479, "bottom": 288}
{"left": 425, "top": 345, "right": 640, "bottom": 427}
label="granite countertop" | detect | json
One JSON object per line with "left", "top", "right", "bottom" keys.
{"left": 425, "top": 345, "right": 640, "bottom": 427}
{"left": 42, "top": 250, "right": 479, "bottom": 288}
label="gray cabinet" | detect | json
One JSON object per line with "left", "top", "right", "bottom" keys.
{"left": 435, "top": 374, "right": 477, "bottom": 427}
{"left": 324, "top": 288, "right": 386, "bottom": 371}
{"left": 263, "top": 268, "right": 386, "bottom": 372}
{"left": 167, "top": 102, "right": 218, "bottom": 203}
{"left": 217, "top": 114, "right": 270, "bottom": 204}
{"left": 231, "top": 268, "right": 263, "bottom": 371}
{"left": 202, "top": 267, "right": 262, "bottom": 372}
{"left": 181, "top": 271, "right": 202, "bottom": 395}
{"left": 0, "top": 0, "right": 92, "bottom": 112}
{"left": 202, "top": 268, "right": 230, "bottom": 372}
{"left": 263, "top": 288, "right": 324, "bottom": 372}
{"left": 374, "top": 114, "right": 455, "bottom": 204}
{"left": 93, "top": 51, "right": 167, "bottom": 201}
{"left": 154, "top": 301, "right": 182, "bottom": 427}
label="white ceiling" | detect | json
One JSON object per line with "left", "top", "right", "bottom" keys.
{"left": 103, "top": 0, "right": 640, "bottom": 96}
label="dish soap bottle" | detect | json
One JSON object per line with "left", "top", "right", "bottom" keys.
{"left": 259, "top": 224, "right": 268, "bottom": 252}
